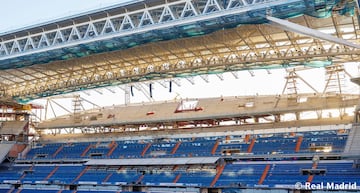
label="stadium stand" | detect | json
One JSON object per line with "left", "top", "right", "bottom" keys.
{"left": 0, "top": 125, "right": 358, "bottom": 193}
{"left": 0, "top": 0, "right": 360, "bottom": 192}
{"left": 20, "top": 130, "right": 349, "bottom": 161}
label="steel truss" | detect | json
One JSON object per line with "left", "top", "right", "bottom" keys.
{"left": 0, "top": 1, "right": 359, "bottom": 102}
{"left": 0, "top": 0, "right": 301, "bottom": 60}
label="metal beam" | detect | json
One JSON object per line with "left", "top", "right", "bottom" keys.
{"left": 266, "top": 16, "right": 360, "bottom": 49}
{"left": 3, "top": 13, "right": 360, "bottom": 102}
{"left": 0, "top": 0, "right": 302, "bottom": 61}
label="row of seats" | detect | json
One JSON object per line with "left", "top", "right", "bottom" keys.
{"left": 0, "top": 190, "right": 139, "bottom": 193}
{"left": 217, "top": 161, "right": 360, "bottom": 187}
{"left": 1, "top": 161, "right": 359, "bottom": 188}
{"left": 0, "top": 129, "right": 357, "bottom": 191}
{"left": 0, "top": 165, "right": 217, "bottom": 187}
{"left": 24, "top": 130, "right": 349, "bottom": 160}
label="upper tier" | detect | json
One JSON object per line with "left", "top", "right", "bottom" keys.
{"left": 37, "top": 93, "right": 359, "bottom": 129}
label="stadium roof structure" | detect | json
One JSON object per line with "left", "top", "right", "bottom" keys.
{"left": 0, "top": 0, "right": 359, "bottom": 103}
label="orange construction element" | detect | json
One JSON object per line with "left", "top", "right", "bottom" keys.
{"left": 258, "top": 164, "right": 270, "bottom": 185}
{"left": 171, "top": 141, "right": 182, "bottom": 154}
{"left": 244, "top": 134, "right": 250, "bottom": 143}
{"left": 307, "top": 162, "right": 318, "bottom": 183}
{"left": 44, "top": 166, "right": 59, "bottom": 181}
{"left": 72, "top": 166, "right": 89, "bottom": 183}
{"left": 81, "top": 144, "right": 92, "bottom": 157}
{"left": 53, "top": 145, "right": 64, "bottom": 158}
{"left": 247, "top": 138, "right": 256, "bottom": 153}
{"left": 107, "top": 142, "right": 118, "bottom": 156}
{"left": 103, "top": 173, "right": 113, "bottom": 183}
{"left": 8, "top": 144, "right": 26, "bottom": 158}
{"left": 136, "top": 174, "right": 144, "bottom": 184}
{"left": 141, "top": 143, "right": 152, "bottom": 157}
{"left": 210, "top": 164, "right": 225, "bottom": 187}
{"left": 295, "top": 136, "right": 303, "bottom": 152}
{"left": 173, "top": 173, "right": 181, "bottom": 183}
{"left": 211, "top": 140, "right": 220, "bottom": 155}
{"left": 172, "top": 165, "right": 179, "bottom": 171}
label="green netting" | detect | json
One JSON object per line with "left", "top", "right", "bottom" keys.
{"left": 305, "top": 0, "right": 355, "bottom": 18}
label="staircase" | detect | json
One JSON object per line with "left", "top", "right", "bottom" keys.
{"left": 295, "top": 136, "right": 303, "bottom": 153}
{"left": 136, "top": 174, "right": 144, "bottom": 184}
{"left": 210, "top": 164, "right": 225, "bottom": 187}
{"left": 258, "top": 164, "right": 270, "bottom": 185}
{"left": 211, "top": 140, "right": 220, "bottom": 155}
{"left": 52, "top": 145, "right": 64, "bottom": 158}
{"left": 173, "top": 173, "right": 181, "bottom": 183}
{"left": 44, "top": 166, "right": 59, "bottom": 180}
{"left": 103, "top": 173, "right": 113, "bottom": 183}
{"left": 81, "top": 144, "right": 92, "bottom": 157}
{"left": 171, "top": 142, "right": 181, "bottom": 154}
{"left": 307, "top": 162, "right": 318, "bottom": 183}
{"left": 141, "top": 143, "right": 151, "bottom": 157}
{"left": 247, "top": 138, "right": 256, "bottom": 153}
{"left": 107, "top": 141, "right": 118, "bottom": 157}
{"left": 72, "top": 166, "right": 89, "bottom": 183}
